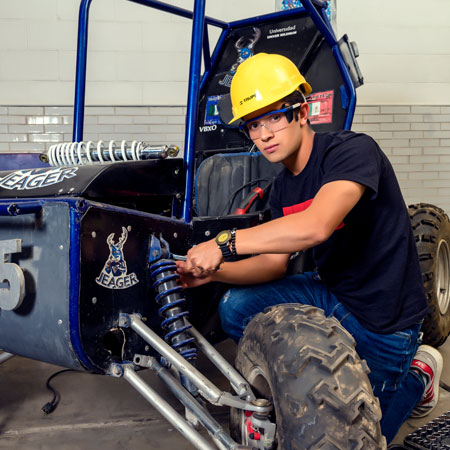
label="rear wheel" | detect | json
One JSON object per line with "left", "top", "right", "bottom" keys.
{"left": 409, "top": 203, "right": 450, "bottom": 347}
{"left": 230, "top": 304, "right": 386, "bottom": 449}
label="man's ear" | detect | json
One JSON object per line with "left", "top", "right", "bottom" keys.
{"left": 299, "top": 102, "right": 310, "bottom": 126}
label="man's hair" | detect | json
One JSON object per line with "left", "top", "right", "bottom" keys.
{"left": 280, "top": 89, "right": 309, "bottom": 124}
{"left": 281, "top": 89, "right": 307, "bottom": 106}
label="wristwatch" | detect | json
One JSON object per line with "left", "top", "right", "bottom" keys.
{"left": 215, "top": 229, "right": 236, "bottom": 260}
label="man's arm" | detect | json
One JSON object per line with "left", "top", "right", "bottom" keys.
{"left": 236, "top": 179, "right": 366, "bottom": 254}
{"left": 184, "top": 180, "right": 365, "bottom": 274}
{"left": 177, "top": 253, "right": 290, "bottom": 288}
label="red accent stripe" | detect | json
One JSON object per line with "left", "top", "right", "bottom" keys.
{"left": 282, "top": 198, "right": 344, "bottom": 230}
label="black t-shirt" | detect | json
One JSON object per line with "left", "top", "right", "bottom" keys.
{"left": 270, "top": 130, "right": 427, "bottom": 334}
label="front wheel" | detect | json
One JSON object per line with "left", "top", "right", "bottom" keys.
{"left": 230, "top": 304, "right": 386, "bottom": 449}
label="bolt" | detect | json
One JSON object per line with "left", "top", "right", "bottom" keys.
{"left": 127, "top": 226, "right": 132, "bottom": 232}
{"left": 152, "top": 249, "right": 160, "bottom": 258}
{"left": 205, "top": 230, "right": 211, "bottom": 237}
{"left": 176, "top": 193, "right": 182, "bottom": 199}
{"left": 59, "top": 245, "right": 64, "bottom": 250}
{"left": 92, "top": 297, "right": 97, "bottom": 304}
{"left": 57, "top": 319, "right": 62, "bottom": 326}
{"left": 145, "top": 345, "right": 150, "bottom": 352}
{"left": 174, "top": 168, "right": 180, "bottom": 175}
{"left": 112, "top": 365, "right": 122, "bottom": 377}
{"left": 173, "top": 232, "right": 178, "bottom": 238}
{"left": 91, "top": 231, "right": 96, "bottom": 238}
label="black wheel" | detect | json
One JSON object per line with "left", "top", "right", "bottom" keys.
{"left": 409, "top": 203, "right": 450, "bottom": 347}
{"left": 230, "top": 304, "right": 386, "bottom": 450}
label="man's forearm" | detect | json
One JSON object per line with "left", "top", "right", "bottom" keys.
{"left": 211, "top": 254, "right": 289, "bottom": 285}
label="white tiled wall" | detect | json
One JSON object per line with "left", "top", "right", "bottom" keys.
{"left": 1, "top": 104, "right": 449, "bottom": 214}
{"left": 1, "top": 0, "right": 449, "bottom": 105}
{"left": 353, "top": 106, "right": 450, "bottom": 213}
{"left": 0, "top": 105, "right": 186, "bottom": 153}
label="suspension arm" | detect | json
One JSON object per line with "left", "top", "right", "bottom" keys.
{"left": 120, "top": 364, "right": 216, "bottom": 450}
{"left": 119, "top": 313, "right": 270, "bottom": 414}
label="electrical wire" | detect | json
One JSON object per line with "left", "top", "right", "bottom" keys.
{"left": 41, "top": 369, "right": 75, "bottom": 414}
{"left": 219, "top": 177, "right": 270, "bottom": 216}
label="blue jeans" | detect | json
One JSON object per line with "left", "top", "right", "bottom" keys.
{"left": 218, "top": 272, "right": 425, "bottom": 443}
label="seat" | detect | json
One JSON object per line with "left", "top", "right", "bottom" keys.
{"left": 194, "top": 152, "right": 283, "bottom": 217}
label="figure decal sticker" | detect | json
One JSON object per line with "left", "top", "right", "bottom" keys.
{"left": 218, "top": 27, "right": 261, "bottom": 88}
{"left": 96, "top": 227, "right": 139, "bottom": 290}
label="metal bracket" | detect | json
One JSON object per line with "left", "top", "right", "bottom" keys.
{"left": 108, "top": 362, "right": 134, "bottom": 378}
{"left": 148, "top": 234, "right": 171, "bottom": 263}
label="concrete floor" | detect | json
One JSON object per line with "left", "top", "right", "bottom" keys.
{"left": 0, "top": 338, "right": 449, "bottom": 450}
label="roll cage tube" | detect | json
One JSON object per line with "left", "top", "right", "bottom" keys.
{"left": 72, "top": 0, "right": 357, "bottom": 223}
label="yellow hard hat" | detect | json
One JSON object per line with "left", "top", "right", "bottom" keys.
{"left": 228, "top": 53, "right": 312, "bottom": 124}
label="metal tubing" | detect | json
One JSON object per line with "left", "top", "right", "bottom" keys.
{"left": 122, "top": 366, "right": 215, "bottom": 450}
{"left": 182, "top": 0, "right": 206, "bottom": 223}
{"left": 187, "top": 323, "right": 254, "bottom": 400}
{"left": 149, "top": 358, "right": 237, "bottom": 450}
{"left": 129, "top": 314, "right": 223, "bottom": 404}
{"left": 0, "top": 352, "right": 15, "bottom": 364}
{"left": 73, "top": 0, "right": 92, "bottom": 142}
{"left": 0, "top": 202, "right": 43, "bottom": 217}
{"left": 202, "top": 24, "right": 212, "bottom": 73}
{"left": 127, "top": 0, "right": 227, "bottom": 29}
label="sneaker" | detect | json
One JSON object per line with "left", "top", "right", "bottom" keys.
{"left": 410, "top": 345, "right": 443, "bottom": 418}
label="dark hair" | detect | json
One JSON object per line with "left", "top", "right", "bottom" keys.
{"left": 280, "top": 89, "right": 307, "bottom": 106}
{"left": 280, "top": 89, "right": 309, "bottom": 123}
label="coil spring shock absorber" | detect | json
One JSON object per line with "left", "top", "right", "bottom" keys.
{"left": 149, "top": 237, "right": 196, "bottom": 362}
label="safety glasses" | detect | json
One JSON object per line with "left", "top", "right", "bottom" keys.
{"left": 239, "top": 103, "right": 302, "bottom": 140}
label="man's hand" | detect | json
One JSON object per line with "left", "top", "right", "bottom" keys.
{"left": 176, "top": 260, "right": 212, "bottom": 289}
{"left": 184, "top": 239, "right": 224, "bottom": 276}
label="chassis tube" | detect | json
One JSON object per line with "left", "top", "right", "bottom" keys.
{"left": 123, "top": 366, "right": 215, "bottom": 450}
{"left": 128, "top": 314, "right": 223, "bottom": 403}
{"left": 148, "top": 358, "right": 238, "bottom": 450}
{"left": 187, "top": 323, "right": 254, "bottom": 399}
{"left": 73, "top": 0, "right": 92, "bottom": 142}
{"left": 0, "top": 352, "right": 15, "bottom": 364}
{"left": 182, "top": 0, "right": 206, "bottom": 222}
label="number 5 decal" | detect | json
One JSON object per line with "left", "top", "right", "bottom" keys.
{"left": 0, "top": 239, "right": 25, "bottom": 311}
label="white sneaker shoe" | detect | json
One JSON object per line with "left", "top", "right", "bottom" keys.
{"left": 410, "top": 345, "right": 443, "bottom": 418}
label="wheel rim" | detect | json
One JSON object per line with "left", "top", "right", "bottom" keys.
{"left": 437, "top": 238, "right": 450, "bottom": 315}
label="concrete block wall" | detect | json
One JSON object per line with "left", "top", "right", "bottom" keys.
{"left": 1, "top": 104, "right": 449, "bottom": 214}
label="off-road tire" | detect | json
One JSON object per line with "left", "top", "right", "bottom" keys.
{"left": 230, "top": 304, "right": 386, "bottom": 450}
{"left": 409, "top": 203, "right": 450, "bottom": 347}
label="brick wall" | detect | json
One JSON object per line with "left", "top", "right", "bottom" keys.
{"left": 0, "top": 104, "right": 449, "bottom": 214}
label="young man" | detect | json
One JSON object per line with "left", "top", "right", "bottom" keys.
{"left": 177, "top": 53, "right": 443, "bottom": 442}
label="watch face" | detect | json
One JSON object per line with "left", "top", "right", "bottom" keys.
{"left": 216, "top": 230, "right": 231, "bottom": 245}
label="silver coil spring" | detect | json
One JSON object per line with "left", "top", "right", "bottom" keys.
{"left": 45, "top": 140, "right": 179, "bottom": 167}
{"left": 150, "top": 259, "right": 196, "bottom": 361}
